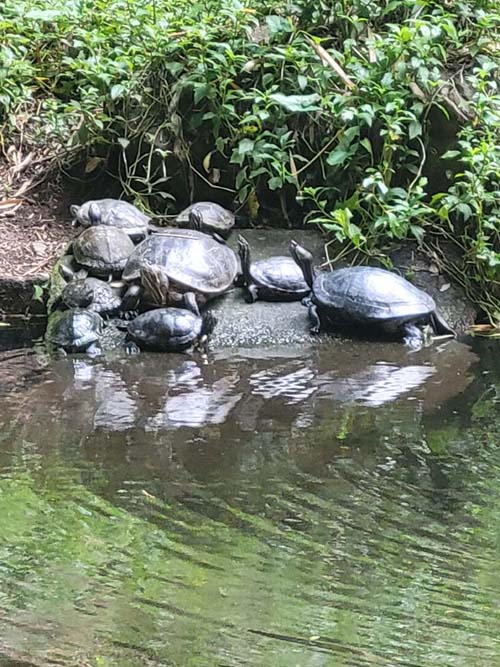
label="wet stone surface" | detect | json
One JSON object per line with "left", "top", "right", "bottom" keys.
{"left": 208, "top": 229, "right": 326, "bottom": 347}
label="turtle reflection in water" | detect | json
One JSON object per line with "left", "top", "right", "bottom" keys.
{"left": 290, "top": 240, "right": 455, "bottom": 349}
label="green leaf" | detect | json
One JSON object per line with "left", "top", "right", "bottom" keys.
{"left": 326, "top": 148, "right": 351, "bottom": 167}
{"left": 268, "top": 176, "right": 282, "bottom": 190}
{"left": 408, "top": 120, "right": 422, "bottom": 140}
{"left": 265, "top": 15, "right": 292, "bottom": 37}
{"left": 269, "top": 93, "right": 321, "bottom": 113}
{"left": 110, "top": 84, "right": 126, "bottom": 101}
{"left": 410, "top": 225, "right": 425, "bottom": 243}
{"left": 237, "top": 138, "right": 255, "bottom": 155}
{"left": 456, "top": 203, "right": 472, "bottom": 220}
{"left": 360, "top": 138, "right": 373, "bottom": 160}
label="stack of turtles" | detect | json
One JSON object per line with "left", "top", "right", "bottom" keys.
{"left": 46, "top": 196, "right": 455, "bottom": 356}
{"left": 47, "top": 200, "right": 240, "bottom": 356}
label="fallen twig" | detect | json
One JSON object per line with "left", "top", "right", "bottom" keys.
{"left": 305, "top": 35, "right": 356, "bottom": 91}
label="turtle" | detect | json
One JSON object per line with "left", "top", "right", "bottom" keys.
{"left": 121, "top": 225, "right": 239, "bottom": 311}
{"left": 176, "top": 201, "right": 235, "bottom": 239}
{"left": 125, "top": 293, "right": 217, "bottom": 353}
{"left": 290, "top": 240, "right": 455, "bottom": 349}
{"left": 237, "top": 234, "right": 310, "bottom": 303}
{"left": 45, "top": 308, "right": 104, "bottom": 356}
{"left": 66, "top": 226, "right": 135, "bottom": 279}
{"left": 70, "top": 199, "right": 159, "bottom": 242}
{"left": 52, "top": 275, "right": 122, "bottom": 317}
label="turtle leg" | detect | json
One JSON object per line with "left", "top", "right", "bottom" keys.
{"left": 301, "top": 295, "right": 312, "bottom": 308}
{"left": 59, "top": 264, "right": 75, "bottom": 282}
{"left": 184, "top": 291, "right": 204, "bottom": 312}
{"left": 243, "top": 285, "right": 258, "bottom": 303}
{"left": 309, "top": 303, "right": 321, "bottom": 334}
{"left": 125, "top": 341, "right": 141, "bottom": 355}
{"left": 212, "top": 233, "right": 227, "bottom": 245}
{"left": 122, "top": 284, "right": 142, "bottom": 312}
{"left": 86, "top": 342, "right": 102, "bottom": 357}
{"left": 402, "top": 323, "right": 424, "bottom": 350}
{"left": 431, "top": 310, "right": 456, "bottom": 337}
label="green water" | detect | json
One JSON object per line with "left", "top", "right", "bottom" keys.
{"left": 0, "top": 333, "right": 499, "bottom": 666}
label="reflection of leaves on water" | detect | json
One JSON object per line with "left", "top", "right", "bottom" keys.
{"left": 249, "top": 366, "right": 316, "bottom": 404}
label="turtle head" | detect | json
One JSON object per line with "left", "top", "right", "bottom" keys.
{"left": 59, "top": 263, "right": 75, "bottom": 283}
{"left": 237, "top": 235, "right": 252, "bottom": 284}
{"left": 69, "top": 204, "right": 82, "bottom": 227}
{"left": 290, "top": 240, "right": 315, "bottom": 288}
{"left": 188, "top": 209, "right": 204, "bottom": 232}
{"left": 88, "top": 202, "right": 102, "bottom": 226}
{"left": 197, "top": 312, "right": 217, "bottom": 354}
{"left": 140, "top": 263, "right": 170, "bottom": 306}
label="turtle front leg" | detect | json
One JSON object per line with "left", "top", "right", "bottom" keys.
{"left": 243, "top": 284, "right": 258, "bottom": 303}
{"left": 86, "top": 342, "right": 102, "bottom": 357}
{"left": 309, "top": 303, "right": 321, "bottom": 334}
{"left": 402, "top": 323, "right": 424, "bottom": 350}
{"left": 121, "top": 284, "right": 142, "bottom": 312}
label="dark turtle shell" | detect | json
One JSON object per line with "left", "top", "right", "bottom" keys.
{"left": 45, "top": 308, "right": 104, "bottom": 352}
{"left": 176, "top": 202, "right": 235, "bottom": 236}
{"left": 122, "top": 228, "right": 238, "bottom": 298}
{"left": 127, "top": 308, "right": 204, "bottom": 351}
{"left": 70, "top": 199, "right": 151, "bottom": 239}
{"left": 313, "top": 266, "right": 436, "bottom": 325}
{"left": 59, "top": 277, "right": 122, "bottom": 315}
{"left": 249, "top": 257, "right": 310, "bottom": 299}
{"left": 73, "top": 226, "right": 135, "bottom": 276}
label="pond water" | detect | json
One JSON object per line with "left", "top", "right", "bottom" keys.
{"left": 0, "top": 326, "right": 499, "bottom": 667}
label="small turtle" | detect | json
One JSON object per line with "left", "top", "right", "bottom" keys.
{"left": 45, "top": 308, "right": 104, "bottom": 356}
{"left": 70, "top": 199, "right": 158, "bottom": 242}
{"left": 126, "top": 293, "right": 217, "bottom": 353}
{"left": 237, "top": 234, "right": 310, "bottom": 303}
{"left": 66, "top": 226, "right": 135, "bottom": 279}
{"left": 176, "top": 201, "right": 235, "bottom": 239}
{"left": 53, "top": 275, "right": 122, "bottom": 317}
{"left": 121, "top": 221, "right": 238, "bottom": 310}
{"left": 290, "top": 240, "right": 455, "bottom": 349}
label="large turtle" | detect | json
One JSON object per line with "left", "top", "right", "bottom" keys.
{"left": 176, "top": 201, "right": 235, "bottom": 239}
{"left": 45, "top": 308, "right": 104, "bottom": 356}
{"left": 67, "top": 226, "right": 135, "bottom": 279}
{"left": 238, "top": 235, "right": 310, "bottom": 303}
{"left": 121, "top": 225, "right": 238, "bottom": 310}
{"left": 126, "top": 293, "right": 217, "bottom": 353}
{"left": 70, "top": 199, "right": 158, "bottom": 242}
{"left": 290, "top": 240, "right": 455, "bottom": 349}
{"left": 53, "top": 275, "right": 122, "bottom": 317}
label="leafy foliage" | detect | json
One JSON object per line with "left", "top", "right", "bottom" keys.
{"left": 1, "top": 0, "right": 499, "bottom": 316}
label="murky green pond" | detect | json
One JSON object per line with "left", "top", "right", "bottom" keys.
{"left": 0, "top": 327, "right": 499, "bottom": 666}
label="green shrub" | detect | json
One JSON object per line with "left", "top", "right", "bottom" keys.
{"left": 1, "top": 0, "right": 499, "bottom": 317}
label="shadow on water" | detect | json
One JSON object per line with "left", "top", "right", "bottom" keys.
{"left": 0, "top": 329, "right": 499, "bottom": 667}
